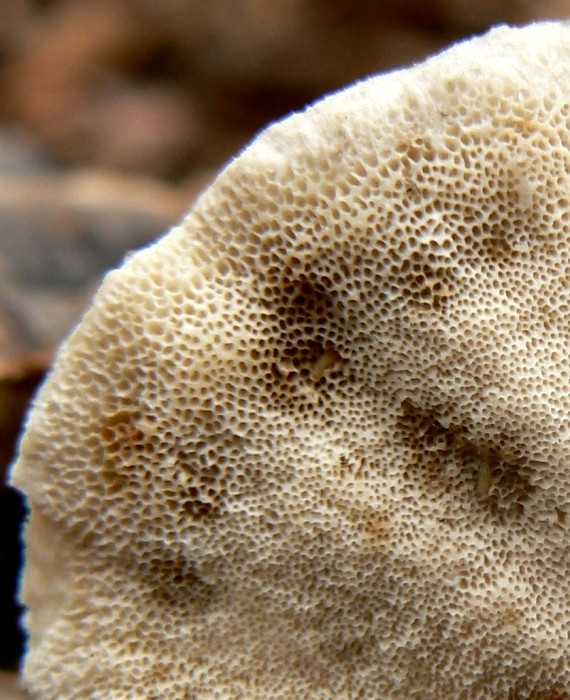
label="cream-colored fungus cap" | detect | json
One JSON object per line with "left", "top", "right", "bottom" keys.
{"left": 10, "top": 21, "right": 570, "bottom": 699}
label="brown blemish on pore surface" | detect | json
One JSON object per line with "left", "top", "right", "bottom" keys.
{"left": 396, "top": 400, "right": 534, "bottom": 517}
{"left": 101, "top": 409, "right": 147, "bottom": 492}
{"left": 310, "top": 345, "right": 342, "bottom": 381}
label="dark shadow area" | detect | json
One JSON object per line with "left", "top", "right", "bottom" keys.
{"left": 0, "top": 485, "right": 25, "bottom": 671}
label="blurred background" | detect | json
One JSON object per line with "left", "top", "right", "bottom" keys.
{"left": 0, "top": 0, "right": 568, "bottom": 695}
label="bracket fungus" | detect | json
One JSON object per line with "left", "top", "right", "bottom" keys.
{"left": 9, "top": 21, "right": 570, "bottom": 699}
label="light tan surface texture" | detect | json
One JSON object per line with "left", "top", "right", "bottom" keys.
{"left": 10, "top": 21, "right": 570, "bottom": 699}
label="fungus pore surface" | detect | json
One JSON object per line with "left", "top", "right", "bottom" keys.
{"left": 10, "top": 21, "right": 570, "bottom": 699}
